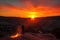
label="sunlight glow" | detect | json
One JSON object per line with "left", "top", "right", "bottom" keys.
{"left": 10, "top": 33, "right": 22, "bottom": 38}
{"left": 10, "top": 26, "right": 22, "bottom": 39}
{"left": 0, "top": 1, "right": 60, "bottom": 18}
{"left": 28, "top": 11, "right": 38, "bottom": 19}
{"left": 31, "top": 16, "right": 35, "bottom": 19}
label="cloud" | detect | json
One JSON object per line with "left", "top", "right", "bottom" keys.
{"left": 0, "top": 0, "right": 60, "bottom": 18}
{"left": 30, "top": 0, "right": 60, "bottom": 8}
{"left": 0, "top": 0, "right": 60, "bottom": 8}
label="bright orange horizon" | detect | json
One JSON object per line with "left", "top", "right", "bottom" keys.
{"left": 0, "top": 2, "right": 60, "bottom": 18}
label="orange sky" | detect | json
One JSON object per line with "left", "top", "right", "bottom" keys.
{"left": 0, "top": 0, "right": 60, "bottom": 18}
{"left": 0, "top": 5, "right": 60, "bottom": 18}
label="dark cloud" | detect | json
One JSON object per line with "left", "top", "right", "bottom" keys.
{"left": 30, "top": 0, "right": 60, "bottom": 8}
{"left": 0, "top": 0, "right": 60, "bottom": 8}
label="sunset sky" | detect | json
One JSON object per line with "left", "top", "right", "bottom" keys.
{"left": 0, "top": 0, "right": 60, "bottom": 18}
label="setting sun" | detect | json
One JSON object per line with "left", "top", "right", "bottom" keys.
{"left": 31, "top": 16, "right": 35, "bottom": 19}
{"left": 29, "top": 15, "right": 37, "bottom": 20}
{"left": 27, "top": 12, "right": 38, "bottom": 18}
{"left": 0, "top": 0, "right": 60, "bottom": 18}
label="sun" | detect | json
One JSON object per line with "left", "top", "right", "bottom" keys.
{"left": 31, "top": 15, "right": 35, "bottom": 19}
{"left": 29, "top": 15, "right": 37, "bottom": 20}
{"left": 27, "top": 11, "right": 38, "bottom": 19}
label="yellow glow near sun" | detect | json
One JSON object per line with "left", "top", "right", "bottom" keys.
{"left": 27, "top": 11, "right": 38, "bottom": 19}
{"left": 31, "top": 16, "right": 35, "bottom": 19}
{"left": 31, "top": 15, "right": 36, "bottom": 19}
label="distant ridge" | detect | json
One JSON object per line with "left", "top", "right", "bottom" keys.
{"left": 0, "top": 16, "right": 60, "bottom": 26}
{"left": 0, "top": 16, "right": 60, "bottom": 19}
